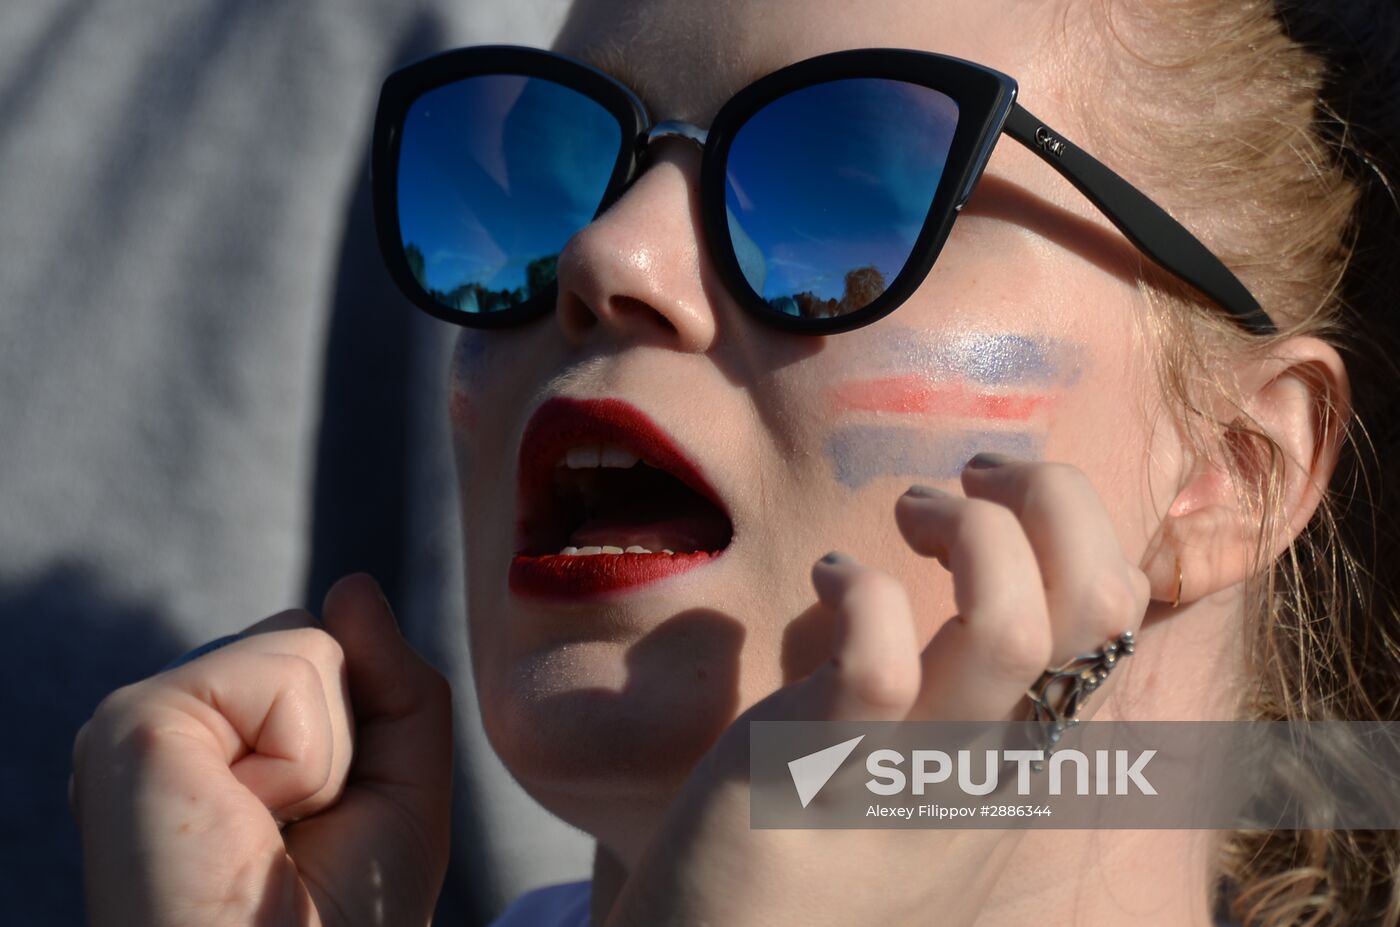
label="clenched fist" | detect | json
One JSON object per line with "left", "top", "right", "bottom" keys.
{"left": 68, "top": 574, "right": 454, "bottom": 927}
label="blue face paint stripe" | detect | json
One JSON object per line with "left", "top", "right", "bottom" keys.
{"left": 827, "top": 425, "right": 1044, "bottom": 489}
{"left": 857, "top": 328, "right": 1085, "bottom": 388}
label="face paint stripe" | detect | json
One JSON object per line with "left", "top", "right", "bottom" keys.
{"left": 450, "top": 388, "right": 475, "bottom": 429}
{"left": 860, "top": 328, "right": 1084, "bottom": 388}
{"left": 827, "top": 425, "right": 1044, "bottom": 489}
{"left": 828, "top": 375, "right": 1055, "bottom": 421}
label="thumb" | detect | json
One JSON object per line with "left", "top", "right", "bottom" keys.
{"left": 319, "top": 572, "right": 453, "bottom": 797}
{"left": 295, "top": 572, "right": 454, "bottom": 917}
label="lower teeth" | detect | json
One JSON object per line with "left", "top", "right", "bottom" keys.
{"left": 557, "top": 546, "right": 678, "bottom": 556}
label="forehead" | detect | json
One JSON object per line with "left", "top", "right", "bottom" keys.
{"left": 553, "top": 0, "right": 1065, "bottom": 125}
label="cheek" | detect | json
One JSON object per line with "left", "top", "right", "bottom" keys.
{"left": 817, "top": 327, "right": 1087, "bottom": 486}
{"left": 448, "top": 331, "right": 497, "bottom": 434}
{"left": 449, "top": 389, "right": 474, "bottom": 431}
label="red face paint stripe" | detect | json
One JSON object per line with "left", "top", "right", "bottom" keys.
{"left": 449, "top": 389, "right": 475, "bottom": 428}
{"left": 828, "top": 375, "right": 1055, "bottom": 421}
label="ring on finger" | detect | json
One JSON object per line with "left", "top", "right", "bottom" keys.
{"left": 1024, "top": 630, "right": 1136, "bottom": 762}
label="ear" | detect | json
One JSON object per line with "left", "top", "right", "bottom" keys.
{"left": 1148, "top": 336, "right": 1351, "bottom": 605}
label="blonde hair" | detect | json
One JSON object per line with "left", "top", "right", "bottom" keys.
{"left": 1057, "top": 0, "right": 1400, "bottom": 923}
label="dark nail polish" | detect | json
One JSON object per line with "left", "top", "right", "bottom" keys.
{"left": 905, "top": 484, "right": 948, "bottom": 498}
{"left": 966, "top": 451, "right": 1017, "bottom": 470}
{"left": 820, "top": 551, "right": 855, "bottom": 566}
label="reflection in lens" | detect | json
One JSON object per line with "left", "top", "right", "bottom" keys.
{"left": 724, "top": 79, "right": 959, "bottom": 318}
{"left": 397, "top": 75, "right": 622, "bottom": 313}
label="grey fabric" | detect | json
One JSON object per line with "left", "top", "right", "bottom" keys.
{"left": 0, "top": 2, "right": 590, "bottom": 924}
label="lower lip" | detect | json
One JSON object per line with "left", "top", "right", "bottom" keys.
{"left": 509, "top": 550, "right": 719, "bottom": 599}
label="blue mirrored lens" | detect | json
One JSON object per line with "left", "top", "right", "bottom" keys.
{"left": 397, "top": 75, "right": 622, "bottom": 314}
{"left": 724, "top": 79, "right": 959, "bottom": 319}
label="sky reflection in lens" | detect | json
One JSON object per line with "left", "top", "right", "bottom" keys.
{"left": 397, "top": 75, "right": 621, "bottom": 313}
{"left": 725, "top": 79, "right": 959, "bottom": 318}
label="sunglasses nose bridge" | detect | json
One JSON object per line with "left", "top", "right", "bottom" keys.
{"left": 641, "top": 120, "right": 708, "bottom": 153}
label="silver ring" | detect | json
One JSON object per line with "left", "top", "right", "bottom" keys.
{"left": 1025, "top": 630, "right": 1135, "bottom": 756}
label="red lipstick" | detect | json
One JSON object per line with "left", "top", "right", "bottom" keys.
{"left": 510, "top": 397, "right": 731, "bottom": 599}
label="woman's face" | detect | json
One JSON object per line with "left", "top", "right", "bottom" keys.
{"left": 451, "top": 0, "right": 1181, "bottom": 838}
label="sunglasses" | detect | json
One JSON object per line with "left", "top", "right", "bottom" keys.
{"left": 371, "top": 45, "right": 1276, "bottom": 336}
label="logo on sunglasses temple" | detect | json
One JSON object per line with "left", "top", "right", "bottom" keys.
{"left": 1034, "top": 126, "right": 1067, "bottom": 158}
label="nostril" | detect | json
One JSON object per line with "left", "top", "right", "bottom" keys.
{"left": 610, "top": 296, "right": 678, "bottom": 336}
{"left": 558, "top": 291, "right": 680, "bottom": 343}
{"left": 558, "top": 289, "right": 599, "bottom": 339}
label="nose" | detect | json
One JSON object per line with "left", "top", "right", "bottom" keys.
{"left": 554, "top": 130, "right": 718, "bottom": 353}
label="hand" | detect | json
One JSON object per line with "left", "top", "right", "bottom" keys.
{"left": 604, "top": 457, "right": 1154, "bottom": 927}
{"left": 69, "top": 573, "right": 453, "bottom": 927}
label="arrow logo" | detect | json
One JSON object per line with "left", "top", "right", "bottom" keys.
{"left": 788, "top": 735, "right": 866, "bottom": 808}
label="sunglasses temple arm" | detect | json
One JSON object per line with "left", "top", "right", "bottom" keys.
{"left": 1001, "top": 104, "right": 1275, "bottom": 336}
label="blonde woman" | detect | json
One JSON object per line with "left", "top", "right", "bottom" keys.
{"left": 71, "top": 0, "right": 1400, "bottom": 924}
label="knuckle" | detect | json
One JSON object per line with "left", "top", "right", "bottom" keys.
{"left": 952, "top": 499, "right": 1019, "bottom": 546}
{"left": 286, "top": 747, "right": 334, "bottom": 798}
{"left": 278, "top": 626, "right": 346, "bottom": 669}
{"left": 106, "top": 712, "right": 201, "bottom": 764}
{"left": 1028, "top": 461, "right": 1091, "bottom": 495}
{"left": 1077, "top": 576, "right": 1141, "bottom": 632}
{"left": 840, "top": 661, "right": 919, "bottom": 712}
{"left": 985, "top": 620, "right": 1053, "bottom": 681}
{"left": 1020, "top": 464, "right": 1090, "bottom": 518}
{"left": 121, "top": 716, "right": 178, "bottom": 756}
{"left": 84, "top": 681, "right": 152, "bottom": 741}
{"left": 839, "top": 569, "right": 908, "bottom": 614}
{"left": 77, "top": 681, "right": 161, "bottom": 758}
{"left": 276, "top": 652, "right": 327, "bottom": 693}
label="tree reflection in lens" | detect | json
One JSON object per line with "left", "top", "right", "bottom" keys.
{"left": 769, "top": 264, "right": 887, "bottom": 318}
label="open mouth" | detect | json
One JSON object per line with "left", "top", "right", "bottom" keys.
{"left": 511, "top": 397, "right": 734, "bottom": 598}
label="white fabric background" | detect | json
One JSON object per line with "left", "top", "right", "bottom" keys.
{"left": 0, "top": 2, "right": 592, "bottom": 923}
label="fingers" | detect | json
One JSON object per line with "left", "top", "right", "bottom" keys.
{"left": 68, "top": 576, "right": 451, "bottom": 925}
{"left": 169, "top": 609, "right": 354, "bottom": 824}
{"left": 894, "top": 487, "right": 1052, "bottom": 721}
{"left": 72, "top": 643, "right": 341, "bottom": 839}
{"left": 204, "top": 652, "right": 341, "bottom": 813}
{"left": 797, "top": 553, "right": 922, "bottom": 722}
{"left": 68, "top": 652, "right": 333, "bottom": 925}
{"left": 894, "top": 457, "right": 1152, "bottom": 727}
{"left": 958, "top": 459, "right": 1151, "bottom": 667}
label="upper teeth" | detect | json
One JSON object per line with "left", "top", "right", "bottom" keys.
{"left": 559, "top": 443, "right": 641, "bottom": 469}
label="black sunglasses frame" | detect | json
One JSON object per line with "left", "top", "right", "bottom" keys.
{"left": 371, "top": 45, "right": 1276, "bottom": 337}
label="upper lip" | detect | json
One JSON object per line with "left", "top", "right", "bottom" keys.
{"left": 514, "top": 396, "right": 731, "bottom": 554}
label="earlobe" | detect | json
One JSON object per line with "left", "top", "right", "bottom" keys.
{"left": 1152, "top": 336, "right": 1351, "bottom": 606}
{"left": 1159, "top": 476, "right": 1260, "bottom": 607}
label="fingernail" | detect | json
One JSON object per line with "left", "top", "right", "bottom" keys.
{"left": 904, "top": 484, "right": 948, "bottom": 498}
{"left": 820, "top": 551, "right": 857, "bottom": 566}
{"left": 965, "top": 451, "right": 1017, "bottom": 470}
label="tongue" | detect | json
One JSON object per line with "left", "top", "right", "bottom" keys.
{"left": 568, "top": 511, "right": 731, "bottom": 552}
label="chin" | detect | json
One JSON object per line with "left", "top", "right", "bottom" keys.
{"left": 474, "top": 669, "right": 737, "bottom": 849}
{"left": 473, "top": 615, "right": 750, "bottom": 791}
